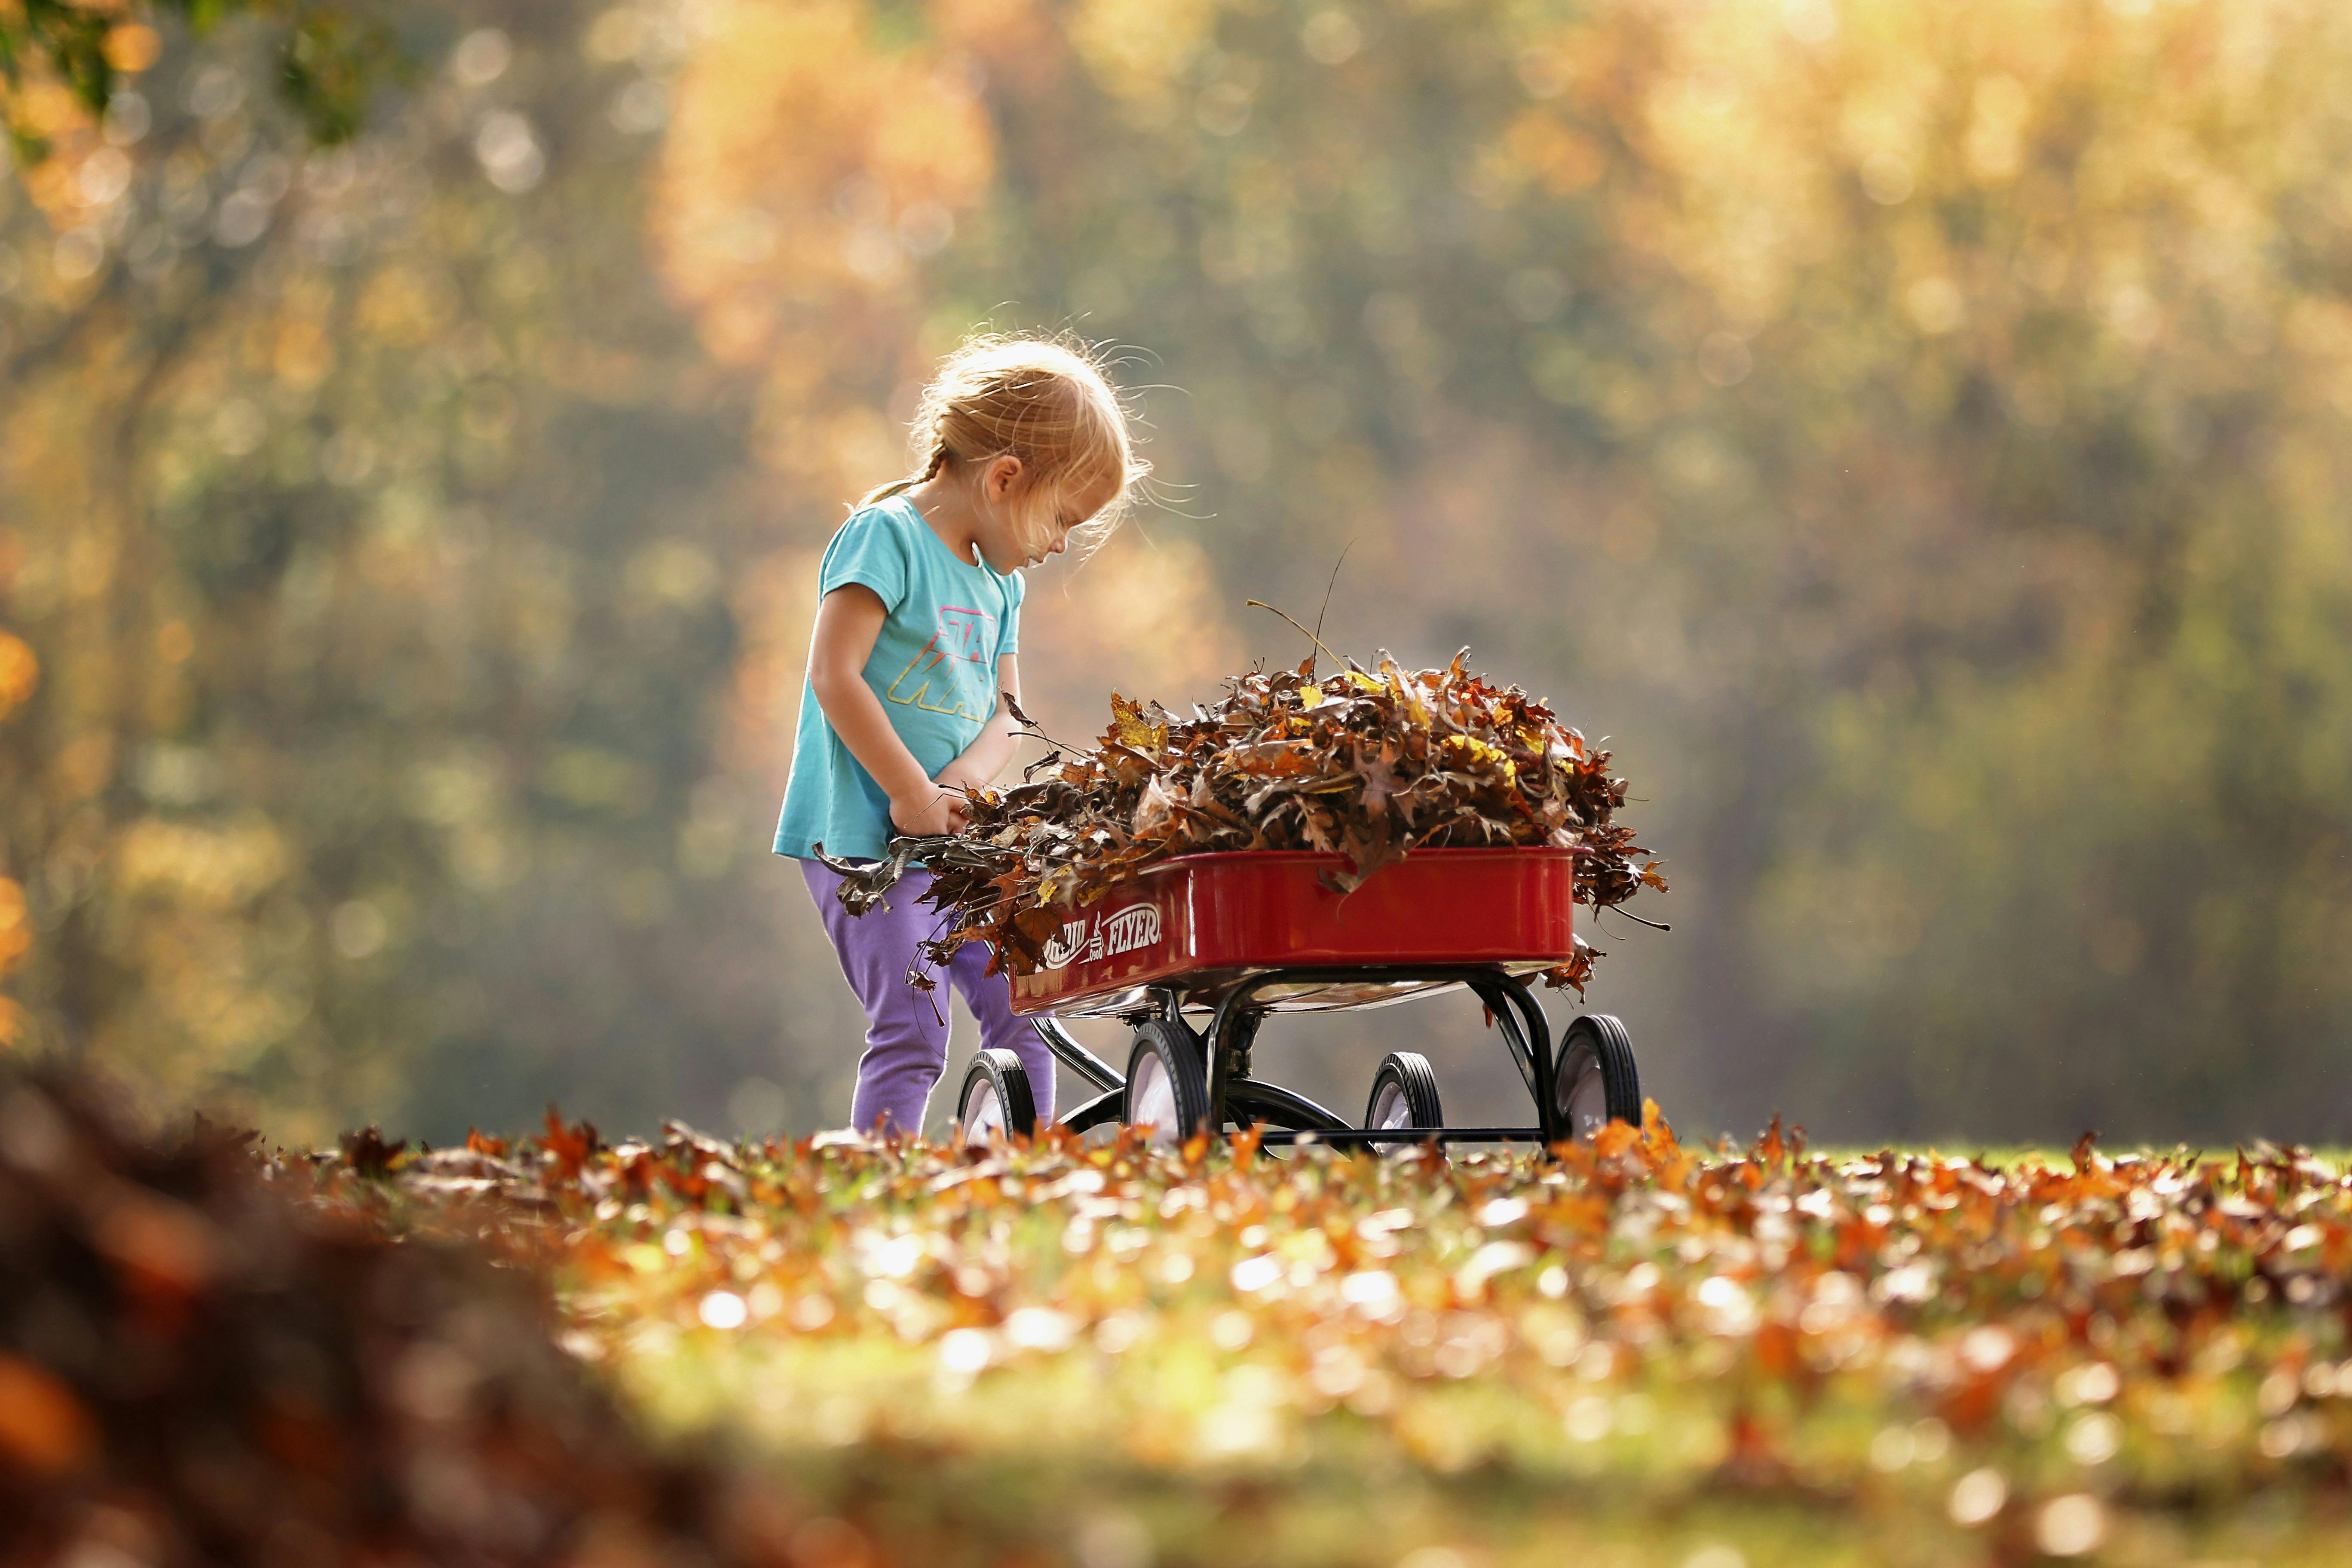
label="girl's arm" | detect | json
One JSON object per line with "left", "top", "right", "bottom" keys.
{"left": 935, "top": 654, "right": 1023, "bottom": 797}
{"left": 807, "top": 585, "right": 965, "bottom": 836}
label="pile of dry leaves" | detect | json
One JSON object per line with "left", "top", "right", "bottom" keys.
{"left": 824, "top": 650, "right": 1664, "bottom": 988}
{"left": 0, "top": 1069, "right": 805, "bottom": 1568}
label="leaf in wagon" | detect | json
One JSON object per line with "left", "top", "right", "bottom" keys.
{"left": 1133, "top": 775, "right": 1177, "bottom": 834}
{"left": 1109, "top": 693, "right": 1169, "bottom": 754}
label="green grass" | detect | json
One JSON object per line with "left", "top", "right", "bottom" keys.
{"left": 326, "top": 1121, "right": 2352, "bottom": 1567}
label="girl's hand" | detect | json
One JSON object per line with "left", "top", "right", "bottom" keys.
{"left": 890, "top": 787, "right": 968, "bottom": 838}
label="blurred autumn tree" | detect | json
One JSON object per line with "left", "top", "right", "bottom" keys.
{"left": 5, "top": 0, "right": 2350, "bottom": 1145}
{"left": 0, "top": 0, "right": 871, "bottom": 1143}
{"left": 0, "top": 0, "right": 396, "bottom": 157}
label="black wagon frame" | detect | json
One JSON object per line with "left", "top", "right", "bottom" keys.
{"left": 1016, "top": 965, "right": 1640, "bottom": 1149}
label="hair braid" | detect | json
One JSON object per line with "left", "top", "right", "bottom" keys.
{"left": 858, "top": 435, "right": 949, "bottom": 507}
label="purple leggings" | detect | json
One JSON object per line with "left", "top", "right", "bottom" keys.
{"left": 800, "top": 859, "right": 1057, "bottom": 1135}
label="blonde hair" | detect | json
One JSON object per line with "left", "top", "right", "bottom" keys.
{"left": 862, "top": 334, "right": 1148, "bottom": 555}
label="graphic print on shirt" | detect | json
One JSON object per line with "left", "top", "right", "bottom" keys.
{"left": 884, "top": 603, "right": 998, "bottom": 720}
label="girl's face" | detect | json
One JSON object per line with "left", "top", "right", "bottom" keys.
{"left": 972, "top": 457, "right": 1121, "bottom": 573}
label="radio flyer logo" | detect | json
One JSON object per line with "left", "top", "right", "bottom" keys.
{"left": 1041, "top": 903, "right": 1163, "bottom": 969}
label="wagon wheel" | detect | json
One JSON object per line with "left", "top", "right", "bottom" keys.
{"left": 1364, "top": 1052, "right": 1444, "bottom": 1149}
{"left": 1124, "top": 1017, "right": 1210, "bottom": 1145}
{"left": 958, "top": 1048, "right": 1037, "bottom": 1141}
{"left": 1554, "top": 1014, "right": 1641, "bottom": 1139}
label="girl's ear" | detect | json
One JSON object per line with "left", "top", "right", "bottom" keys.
{"left": 984, "top": 453, "right": 1025, "bottom": 502}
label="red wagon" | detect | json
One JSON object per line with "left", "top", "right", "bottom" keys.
{"left": 952, "top": 848, "right": 1643, "bottom": 1149}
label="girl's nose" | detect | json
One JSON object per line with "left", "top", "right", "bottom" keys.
{"left": 1049, "top": 534, "right": 1069, "bottom": 555}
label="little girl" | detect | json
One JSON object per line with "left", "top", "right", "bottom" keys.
{"left": 775, "top": 336, "right": 1146, "bottom": 1136}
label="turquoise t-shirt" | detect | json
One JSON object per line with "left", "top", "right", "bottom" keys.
{"left": 774, "top": 496, "right": 1025, "bottom": 861}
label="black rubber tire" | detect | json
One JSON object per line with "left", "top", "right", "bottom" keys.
{"left": 1124, "top": 1017, "right": 1210, "bottom": 1145}
{"left": 1554, "top": 1014, "right": 1641, "bottom": 1139}
{"left": 958, "top": 1048, "right": 1038, "bottom": 1140}
{"left": 1364, "top": 1051, "right": 1445, "bottom": 1148}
